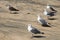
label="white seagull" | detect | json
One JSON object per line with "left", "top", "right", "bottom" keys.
{"left": 6, "top": 4, "right": 19, "bottom": 14}
{"left": 37, "top": 15, "right": 50, "bottom": 27}
{"left": 43, "top": 9, "right": 55, "bottom": 19}
{"left": 28, "top": 24, "right": 44, "bottom": 37}
{"left": 46, "top": 4, "right": 57, "bottom": 12}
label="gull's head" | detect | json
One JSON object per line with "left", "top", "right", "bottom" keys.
{"left": 37, "top": 15, "right": 42, "bottom": 21}
{"left": 28, "top": 24, "right": 32, "bottom": 29}
{"left": 47, "top": 4, "right": 50, "bottom": 9}
{"left": 6, "top": 4, "right": 11, "bottom": 8}
{"left": 44, "top": 9, "right": 47, "bottom": 15}
{"left": 28, "top": 24, "right": 32, "bottom": 32}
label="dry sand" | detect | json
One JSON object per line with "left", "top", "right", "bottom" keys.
{"left": 0, "top": 0, "right": 60, "bottom": 40}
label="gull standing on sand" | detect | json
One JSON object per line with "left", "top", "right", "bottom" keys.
{"left": 37, "top": 15, "right": 50, "bottom": 27}
{"left": 46, "top": 4, "right": 57, "bottom": 12}
{"left": 6, "top": 4, "right": 19, "bottom": 14}
{"left": 27, "top": 24, "right": 44, "bottom": 37}
{"left": 43, "top": 9, "right": 55, "bottom": 19}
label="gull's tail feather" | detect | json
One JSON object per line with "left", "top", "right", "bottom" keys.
{"left": 42, "top": 23, "right": 51, "bottom": 27}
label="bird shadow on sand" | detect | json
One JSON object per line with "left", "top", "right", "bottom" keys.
{"left": 10, "top": 12, "right": 19, "bottom": 14}
{"left": 48, "top": 18, "right": 57, "bottom": 20}
{"left": 42, "top": 25, "right": 51, "bottom": 27}
{"left": 32, "top": 35, "right": 46, "bottom": 38}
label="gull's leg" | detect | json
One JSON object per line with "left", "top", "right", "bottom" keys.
{"left": 47, "top": 16, "right": 50, "bottom": 20}
{"left": 31, "top": 33, "right": 34, "bottom": 39}
{"left": 10, "top": 11, "right": 12, "bottom": 14}
{"left": 9, "top": 11, "right": 12, "bottom": 14}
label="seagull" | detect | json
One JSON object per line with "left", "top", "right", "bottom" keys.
{"left": 46, "top": 4, "right": 57, "bottom": 12}
{"left": 6, "top": 4, "right": 19, "bottom": 14}
{"left": 37, "top": 15, "right": 50, "bottom": 27}
{"left": 43, "top": 9, "right": 55, "bottom": 18}
{"left": 28, "top": 24, "right": 44, "bottom": 37}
